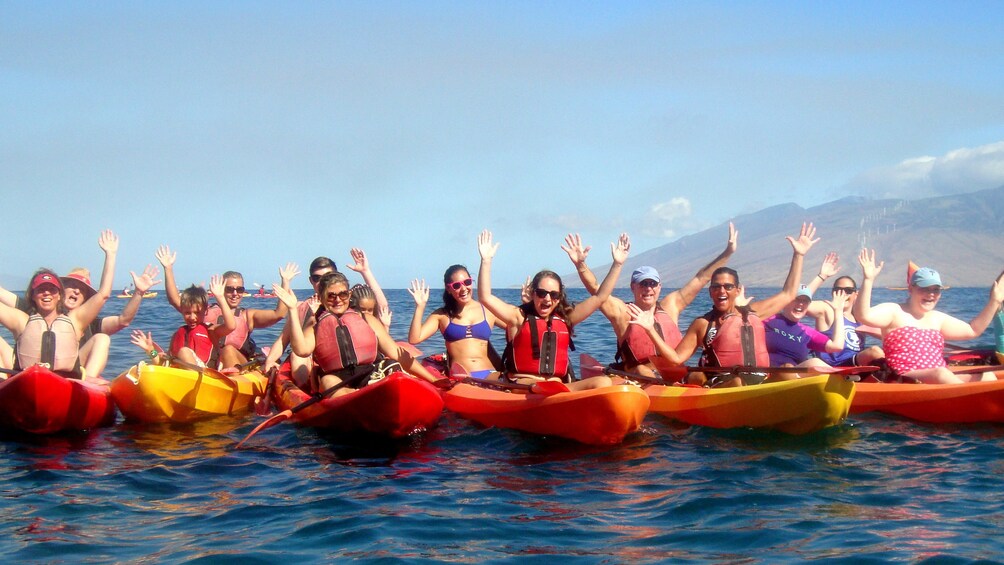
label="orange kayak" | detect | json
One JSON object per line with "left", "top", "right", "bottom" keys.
{"left": 852, "top": 378, "right": 1004, "bottom": 423}
{"left": 442, "top": 383, "right": 650, "bottom": 445}
{"left": 0, "top": 365, "right": 116, "bottom": 434}
{"left": 271, "top": 367, "right": 443, "bottom": 437}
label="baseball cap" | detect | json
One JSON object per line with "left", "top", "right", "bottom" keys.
{"left": 910, "top": 267, "right": 942, "bottom": 288}
{"left": 631, "top": 266, "right": 661, "bottom": 285}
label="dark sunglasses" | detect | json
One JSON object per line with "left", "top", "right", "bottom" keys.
{"left": 449, "top": 278, "right": 473, "bottom": 290}
{"left": 225, "top": 286, "right": 246, "bottom": 294}
{"left": 832, "top": 287, "right": 857, "bottom": 294}
{"left": 309, "top": 273, "right": 324, "bottom": 283}
{"left": 709, "top": 283, "right": 737, "bottom": 291}
{"left": 326, "top": 290, "right": 352, "bottom": 301}
{"left": 637, "top": 280, "right": 660, "bottom": 288}
{"left": 534, "top": 288, "right": 561, "bottom": 300}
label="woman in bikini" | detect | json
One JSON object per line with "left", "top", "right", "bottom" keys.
{"left": 408, "top": 265, "right": 506, "bottom": 379}
{"left": 854, "top": 248, "right": 1004, "bottom": 383}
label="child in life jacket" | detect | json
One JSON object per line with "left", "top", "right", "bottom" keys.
{"left": 130, "top": 274, "right": 235, "bottom": 368}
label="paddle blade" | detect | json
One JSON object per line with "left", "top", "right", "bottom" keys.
{"left": 235, "top": 409, "right": 292, "bottom": 449}
{"left": 449, "top": 362, "right": 471, "bottom": 380}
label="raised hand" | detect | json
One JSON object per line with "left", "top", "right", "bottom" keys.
{"left": 858, "top": 248, "right": 884, "bottom": 280}
{"left": 830, "top": 288, "right": 848, "bottom": 311}
{"left": 521, "top": 276, "right": 533, "bottom": 304}
{"left": 735, "top": 285, "right": 754, "bottom": 307}
{"left": 272, "top": 284, "right": 298, "bottom": 309}
{"left": 626, "top": 302, "right": 655, "bottom": 330}
{"left": 155, "top": 245, "right": 176, "bottom": 268}
{"left": 208, "top": 274, "right": 225, "bottom": 299}
{"left": 786, "top": 222, "right": 820, "bottom": 256}
{"left": 130, "top": 329, "right": 155, "bottom": 351}
{"left": 478, "top": 229, "right": 499, "bottom": 262}
{"left": 379, "top": 309, "right": 393, "bottom": 328}
{"left": 346, "top": 248, "right": 369, "bottom": 274}
{"left": 408, "top": 279, "right": 429, "bottom": 306}
{"left": 561, "top": 233, "right": 591, "bottom": 267}
{"left": 725, "top": 222, "right": 738, "bottom": 255}
{"left": 131, "top": 265, "right": 162, "bottom": 294}
{"left": 611, "top": 232, "right": 631, "bottom": 264}
{"left": 99, "top": 229, "right": 119, "bottom": 254}
{"left": 991, "top": 271, "right": 1004, "bottom": 305}
{"left": 819, "top": 252, "right": 840, "bottom": 280}
{"left": 279, "top": 262, "right": 300, "bottom": 284}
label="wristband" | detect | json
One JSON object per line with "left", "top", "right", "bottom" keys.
{"left": 149, "top": 349, "right": 159, "bottom": 360}
{"left": 816, "top": 274, "right": 826, "bottom": 282}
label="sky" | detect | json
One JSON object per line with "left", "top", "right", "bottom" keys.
{"left": 3, "top": 1, "right": 1004, "bottom": 291}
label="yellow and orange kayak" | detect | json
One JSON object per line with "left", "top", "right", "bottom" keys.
{"left": 111, "top": 362, "right": 267, "bottom": 423}
{"left": 645, "top": 375, "right": 855, "bottom": 435}
{"left": 852, "top": 377, "right": 1004, "bottom": 423}
{"left": 442, "top": 383, "right": 650, "bottom": 445}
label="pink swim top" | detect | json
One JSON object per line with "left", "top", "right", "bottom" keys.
{"left": 883, "top": 326, "right": 946, "bottom": 375}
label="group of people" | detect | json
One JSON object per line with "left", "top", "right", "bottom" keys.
{"left": 3, "top": 224, "right": 1003, "bottom": 394}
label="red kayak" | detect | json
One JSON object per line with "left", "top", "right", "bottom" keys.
{"left": 271, "top": 366, "right": 444, "bottom": 437}
{"left": 0, "top": 365, "right": 117, "bottom": 434}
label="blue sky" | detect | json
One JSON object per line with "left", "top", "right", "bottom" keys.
{"left": 3, "top": 1, "right": 1004, "bottom": 290}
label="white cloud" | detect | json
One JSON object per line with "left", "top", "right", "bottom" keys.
{"left": 644, "top": 197, "right": 693, "bottom": 237}
{"left": 845, "top": 141, "right": 1004, "bottom": 199}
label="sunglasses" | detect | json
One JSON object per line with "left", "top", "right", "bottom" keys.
{"left": 326, "top": 290, "right": 352, "bottom": 301}
{"left": 534, "top": 288, "right": 561, "bottom": 300}
{"left": 636, "top": 280, "right": 660, "bottom": 288}
{"left": 225, "top": 286, "right": 246, "bottom": 294}
{"left": 832, "top": 287, "right": 857, "bottom": 294}
{"left": 709, "top": 283, "right": 737, "bottom": 291}
{"left": 449, "top": 278, "right": 473, "bottom": 290}
{"left": 309, "top": 273, "right": 325, "bottom": 283}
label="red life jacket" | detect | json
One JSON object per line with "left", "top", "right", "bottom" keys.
{"left": 313, "top": 309, "right": 379, "bottom": 374}
{"left": 170, "top": 323, "right": 216, "bottom": 365}
{"left": 701, "top": 309, "right": 770, "bottom": 367}
{"left": 206, "top": 304, "right": 255, "bottom": 358}
{"left": 15, "top": 314, "right": 81, "bottom": 377}
{"left": 506, "top": 314, "right": 573, "bottom": 380}
{"left": 616, "top": 306, "right": 681, "bottom": 366}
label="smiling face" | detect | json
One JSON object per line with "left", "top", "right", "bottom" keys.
{"left": 321, "top": 281, "right": 352, "bottom": 315}
{"left": 831, "top": 276, "right": 858, "bottom": 311}
{"left": 909, "top": 284, "right": 942, "bottom": 312}
{"left": 223, "top": 274, "right": 245, "bottom": 308}
{"left": 782, "top": 295, "right": 812, "bottom": 321}
{"left": 630, "top": 278, "right": 661, "bottom": 308}
{"left": 32, "top": 284, "right": 62, "bottom": 315}
{"left": 62, "top": 282, "right": 87, "bottom": 310}
{"left": 531, "top": 275, "right": 562, "bottom": 317}
{"left": 181, "top": 303, "right": 206, "bottom": 328}
{"left": 708, "top": 273, "right": 739, "bottom": 312}
{"left": 446, "top": 269, "right": 473, "bottom": 305}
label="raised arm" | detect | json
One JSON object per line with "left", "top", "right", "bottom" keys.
{"left": 821, "top": 289, "right": 847, "bottom": 352}
{"left": 407, "top": 279, "right": 442, "bottom": 344}
{"left": 476, "top": 230, "right": 523, "bottom": 327}
{"left": 568, "top": 233, "right": 629, "bottom": 325}
{"left": 70, "top": 230, "right": 117, "bottom": 328}
{"left": 156, "top": 245, "right": 182, "bottom": 311}
{"left": 940, "top": 271, "right": 1004, "bottom": 341}
{"left": 207, "top": 275, "right": 236, "bottom": 340}
{"left": 562, "top": 233, "right": 624, "bottom": 320}
{"left": 0, "top": 284, "right": 18, "bottom": 309}
{"left": 662, "top": 222, "right": 738, "bottom": 317}
{"left": 100, "top": 265, "right": 161, "bottom": 335}
{"left": 248, "top": 262, "right": 299, "bottom": 329}
{"left": 346, "top": 248, "right": 391, "bottom": 326}
{"left": 806, "top": 252, "right": 840, "bottom": 325}
{"left": 274, "top": 284, "right": 314, "bottom": 357}
{"left": 750, "top": 222, "right": 818, "bottom": 318}
{"left": 852, "top": 248, "right": 894, "bottom": 329}
{"left": 0, "top": 301, "right": 29, "bottom": 336}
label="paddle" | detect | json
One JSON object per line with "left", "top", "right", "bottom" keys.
{"left": 949, "top": 364, "right": 1004, "bottom": 375}
{"left": 579, "top": 353, "right": 667, "bottom": 385}
{"left": 580, "top": 354, "right": 877, "bottom": 381}
{"left": 235, "top": 377, "right": 359, "bottom": 448}
{"left": 448, "top": 363, "right": 569, "bottom": 395}
{"left": 255, "top": 366, "right": 279, "bottom": 416}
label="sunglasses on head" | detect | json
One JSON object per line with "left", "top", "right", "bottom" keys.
{"left": 533, "top": 288, "right": 561, "bottom": 300}
{"left": 225, "top": 286, "right": 246, "bottom": 294}
{"left": 832, "top": 286, "right": 857, "bottom": 294}
{"left": 709, "top": 283, "right": 737, "bottom": 291}
{"left": 449, "top": 278, "right": 473, "bottom": 290}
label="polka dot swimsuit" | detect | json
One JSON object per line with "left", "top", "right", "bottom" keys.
{"left": 884, "top": 326, "right": 946, "bottom": 375}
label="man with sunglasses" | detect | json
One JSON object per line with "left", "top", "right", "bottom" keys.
{"left": 803, "top": 252, "right": 885, "bottom": 368}
{"left": 156, "top": 245, "right": 300, "bottom": 369}
{"left": 564, "top": 223, "right": 737, "bottom": 380}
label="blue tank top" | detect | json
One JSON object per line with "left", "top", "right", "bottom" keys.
{"left": 442, "top": 305, "right": 492, "bottom": 343}
{"left": 818, "top": 315, "right": 863, "bottom": 366}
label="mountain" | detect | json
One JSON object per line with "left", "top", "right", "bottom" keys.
{"left": 567, "top": 185, "right": 1004, "bottom": 288}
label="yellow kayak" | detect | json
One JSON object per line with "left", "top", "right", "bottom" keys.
{"left": 111, "top": 362, "right": 267, "bottom": 423}
{"left": 645, "top": 375, "right": 856, "bottom": 435}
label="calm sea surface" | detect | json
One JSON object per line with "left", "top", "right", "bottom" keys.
{"left": 2, "top": 287, "right": 1003, "bottom": 563}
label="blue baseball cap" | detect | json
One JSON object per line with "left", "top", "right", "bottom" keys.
{"left": 795, "top": 286, "right": 813, "bottom": 300}
{"left": 911, "top": 267, "right": 942, "bottom": 288}
{"left": 631, "top": 266, "right": 660, "bottom": 284}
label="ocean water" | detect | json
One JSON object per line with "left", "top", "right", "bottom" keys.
{"left": 2, "top": 287, "right": 1003, "bottom": 563}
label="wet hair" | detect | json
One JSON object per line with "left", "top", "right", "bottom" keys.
{"left": 441, "top": 264, "right": 470, "bottom": 318}
{"left": 832, "top": 276, "right": 857, "bottom": 290}
{"left": 24, "top": 267, "right": 66, "bottom": 315}
{"left": 222, "top": 271, "right": 243, "bottom": 281}
{"left": 711, "top": 267, "right": 739, "bottom": 286}
{"left": 179, "top": 285, "right": 208, "bottom": 311}
{"left": 350, "top": 284, "right": 376, "bottom": 311}
{"left": 519, "top": 270, "right": 576, "bottom": 332}
{"left": 309, "top": 256, "right": 338, "bottom": 274}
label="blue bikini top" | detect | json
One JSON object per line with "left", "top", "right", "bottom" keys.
{"left": 442, "top": 305, "right": 492, "bottom": 343}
